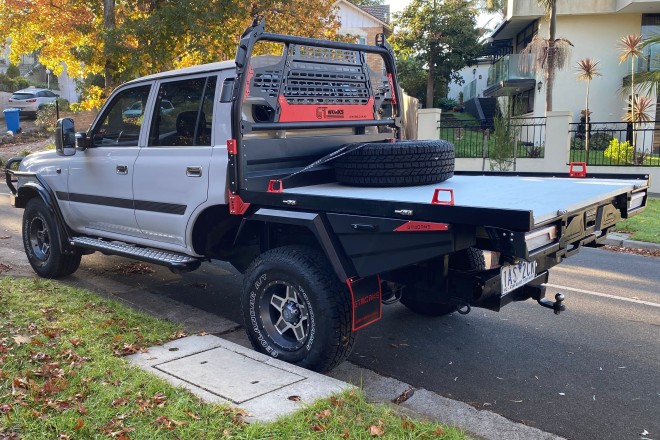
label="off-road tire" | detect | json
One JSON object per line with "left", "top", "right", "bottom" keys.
{"left": 400, "top": 247, "right": 486, "bottom": 316}
{"left": 22, "top": 197, "right": 81, "bottom": 278}
{"left": 241, "top": 246, "right": 356, "bottom": 373}
{"left": 334, "top": 140, "right": 454, "bottom": 187}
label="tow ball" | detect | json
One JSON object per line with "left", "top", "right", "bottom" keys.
{"left": 537, "top": 293, "right": 566, "bottom": 315}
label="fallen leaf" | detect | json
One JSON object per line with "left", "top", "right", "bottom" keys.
{"left": 311, "top": 424, "right": 325, "bottom": 432}
{"left": 74, "top": 418, "right": 84, "bottom": 430}
{"left": 341, "top": 427, "right": 350, "bottom": 438}
{"left": 433, "top": 426, "right": 444, "bottom": 436}
{"left": 401, "top": 419, "right": 415, "bottom": 430}
{"left": 315, "top": 409, "right": 331, "bottom": 419}
{"left": 392, "top": 387, "right": 415, "bottom": 404}
{"left": 185, "top": 410, "right": 201, "bottom": 420}
{"left": 370, "top": 420, "right": 384, "bottom": 437}
{"left": 13, "top": 335, "right": 31, "bottom": 345}
{"left": 288, "top": 395, "right": 301, "bottom": 401}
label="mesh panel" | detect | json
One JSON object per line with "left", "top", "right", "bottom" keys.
{"left": 289, "top": 45, "right": 361, "bottom": 65}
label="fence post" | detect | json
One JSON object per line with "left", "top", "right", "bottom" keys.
{"left": 544, "top": 111, "right": 572, "bottom": 169}
{"left": 418, "top": 108, "right": 442, "bottom": 140}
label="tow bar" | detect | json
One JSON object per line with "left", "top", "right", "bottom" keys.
{"left": 538, "top": 293, "right": 566, "bottom": 315}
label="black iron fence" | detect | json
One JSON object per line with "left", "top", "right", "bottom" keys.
{"left": 569, "top": 121, "right": 660, "bottom": 166}
{"left": 439, "top": 117, "right": 546, "bottom": 162}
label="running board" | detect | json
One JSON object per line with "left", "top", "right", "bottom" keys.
{"left": 70, "top": 237, "right": 202, "bottom": 273}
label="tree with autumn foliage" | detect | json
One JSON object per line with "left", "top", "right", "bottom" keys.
{"left": 0, "top": 0, "right": 341, "bottom": 108}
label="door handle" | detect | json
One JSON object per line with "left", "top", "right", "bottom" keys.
{"left": 116, "top": 165, "right": 128, "bottom": 174}
{"left": 186, "top": 166, "right": 202, "bottom": 177}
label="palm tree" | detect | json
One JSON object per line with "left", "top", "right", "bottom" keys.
{"left": 630, "top": 34, "right": 660, "bottom": 96}
{"left": 519, "top": 0, "right": 572, "bottom": 113}
{"left": 619, "top": 34, "right": 644, "bottom": 151}
{"left": 575, "top": 58, "right": 601, "bottom": 157}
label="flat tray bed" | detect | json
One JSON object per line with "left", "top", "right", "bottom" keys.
{"left": 282, "top": 174, "right": 646, "bottom": 226}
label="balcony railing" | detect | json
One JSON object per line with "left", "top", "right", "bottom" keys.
{"left": 462, "top": 79, "right": 477, "bottom": 101}
{"left": 487, "top": 54, "right": 535, "bottom": 88}
{"left": 637, "top": 42, "right": 660, "bottom": 73}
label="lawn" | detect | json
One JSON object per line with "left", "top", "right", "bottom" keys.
{"left": 0, "top": 277, "right": 469, "bottom": 439}
{"left": 613, "top": 196, "right": 660, "bottom": 244}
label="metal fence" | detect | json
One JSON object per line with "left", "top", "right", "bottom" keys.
{"left": 440, "top": 117, "right": 546, "bottom": 163}
{"left": 569, "top": 121, "right": 660, "bottom": 167}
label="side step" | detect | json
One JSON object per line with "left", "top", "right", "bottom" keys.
{"left": 71, "top": 237, "right": 202, "bottom": 273}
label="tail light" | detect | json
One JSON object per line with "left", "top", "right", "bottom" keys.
{"left": 26, "top": 99, "right": 37, "bottom": 102}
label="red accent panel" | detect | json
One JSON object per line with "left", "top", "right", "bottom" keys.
{"left": 228, "top": 191, "right": 250, "bottom": 215}
{"left": 347, "top": 275, "right": 382, "bottom": 331}
{"left": 432, "top": 188, "right": 455, "bottom": 206}
{"left": 394, "top": 221, "right": 450, "bottom": 232}
{"left": 278, "top": 95, "right": 375, "bottom": 122}
{"left": 387, "top": 73, "right": 397, "bottom": 105}
{"left": 243, "top": 65, "right": 254, "bottom": 102}
{"left": 227, "top": 139, "right": 237, "bottom": 155}
{"left": 569, "top": 162, "right": 587, "bottom": 178}
{"left": 267, "top": 179, "right": 284, "bottom": 193}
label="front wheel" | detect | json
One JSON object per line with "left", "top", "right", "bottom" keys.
{"left": 241, "top": 246, "right": 355, "bottom": 372}
{"left": 22, "top": 197, "right": 81, "bottom": 278}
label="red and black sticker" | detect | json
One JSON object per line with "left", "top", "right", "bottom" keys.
{"left": 278, "top": 95, "right": 375, "bottom": 123}
{"left": 347, "top": 275, "right": 382, "bottom": 331}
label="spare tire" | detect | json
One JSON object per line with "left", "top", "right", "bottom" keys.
{"left": 334, "top": 140, "right": 454, "bottom": 187}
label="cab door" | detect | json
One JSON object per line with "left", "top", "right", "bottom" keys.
{"left": 61, "top": 84, "right": 152, "bottom": 238}
{"left": 132, "top": 74, "right": 219, "bottom": 248}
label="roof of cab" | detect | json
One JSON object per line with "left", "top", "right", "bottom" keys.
{"left": 125, "top": 60, "right": 235, "bottom": 85}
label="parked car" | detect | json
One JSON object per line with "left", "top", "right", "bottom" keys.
{"left": 7, "top": 88, "right": 59, "bottom": 117}
{"left": 123, "top": 99, "right": 174, "bottom": 119}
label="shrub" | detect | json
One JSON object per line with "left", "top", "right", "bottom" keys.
{"left": 6, "top": 63, "right": 20, "bottom": 78}
{"left": 604, "top": 138, "right": 634, "bottom": 164}
{"left": 589, "top": 132, "right": 615, "bottom": 151}
{"left": 571, "top": 136, "right": 585, "bottom": 150}
{"left": 438, "top": 97, "right": 459, "bottom": 111}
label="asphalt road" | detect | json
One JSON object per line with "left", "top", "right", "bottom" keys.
{"left": 1, "top": 195, "right": 658, "bottom": 440}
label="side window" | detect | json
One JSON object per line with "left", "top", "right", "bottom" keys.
{"left": 91, "top": 85, "right": 151, "bottom": 148}
{"left": 148, "top": 76, "right": 216, "bottom": 147}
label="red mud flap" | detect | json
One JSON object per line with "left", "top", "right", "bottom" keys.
{"left": 347, "top": 275, "right": 382, "bottom": 331}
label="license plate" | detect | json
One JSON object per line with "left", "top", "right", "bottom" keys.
{"left": 501, "top": 260, "right": 537, "bottom": 295}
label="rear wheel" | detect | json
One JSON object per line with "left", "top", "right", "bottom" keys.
{"left": 22, "top": 197, "right": 81, "bottom": 278}
{"left": 400, "top": 247, "right": 485, "bottom": 316}
{"left": 241, "top": 246, "right": 355, "bottom": 372}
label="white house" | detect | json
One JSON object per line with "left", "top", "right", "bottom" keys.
{"left": 481, "top": 0, "right": 660, "bottom": 126}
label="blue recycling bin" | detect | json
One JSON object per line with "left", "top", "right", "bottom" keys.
{"left": 3, "top": 108, "right": 21, "bottom": 133}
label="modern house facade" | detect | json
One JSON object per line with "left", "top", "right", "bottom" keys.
{"left": 476, "top": 1, "right": 660, "bottom": 124}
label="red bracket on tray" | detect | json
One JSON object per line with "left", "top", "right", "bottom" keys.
{"left": 431, "top": 188, "right": 454, "bottom": 206}
{"left": 228, "top": 191, "right": 250, "bottom": 215}
{"left": 267, "top": 179, "right": 284, "bottom": 193}
{"left": 227, "top": 139, "right": 237, "bottom": 155}
{"left": 569, "top": 162, "right": 587, "bottom": 178}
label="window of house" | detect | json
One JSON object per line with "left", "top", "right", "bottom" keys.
{"left": 641, "top": 15, "right": 660, "bottom": 71}
{"left": 148, "top": 76, "right": 216, "bottom": 147}
{"left": 515, "top": 21, "right": 539, "bottom": 52}
{"left": 512, "top": 89, "right": 534, "bottom": 116}
{"left": 91, "top": 85, "right": 151, "bottom": 148}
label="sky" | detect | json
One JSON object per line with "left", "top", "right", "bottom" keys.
{"left": 386, "top": 0, "right": 503, "bottom": 30}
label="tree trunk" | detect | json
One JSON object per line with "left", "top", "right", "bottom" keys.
{"left": 426, "top": 52, "right": 436, "bottom": 108}
{"left": 104, "top": 0, "right": 116, "bottom": 90}
{"left": 585, "top": 81, "right": 590, "bottom": 159}
{"left": 545, "top": 0, "right": 557, "bottom": 113}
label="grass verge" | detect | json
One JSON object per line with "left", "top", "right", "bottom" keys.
{"left": 613, "top": 196, "right": 660, "bottom": 244}
{"left": 0, "top": 277, "right": 469, "bottom": 439}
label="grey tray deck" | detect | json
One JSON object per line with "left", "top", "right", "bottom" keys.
{"left": 282, "top": 175, "right": 646, "bottom": 225}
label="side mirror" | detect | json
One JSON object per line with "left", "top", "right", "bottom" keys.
{"left": 75, "top": 132, "right": 91, "bottom": 151}
{"left": 55, "top": 118, "right": 76, "bottom": 156}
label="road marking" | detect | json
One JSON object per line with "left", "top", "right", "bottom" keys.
{"left": 545, "top": 283, "right": 660, "bottom": 308}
